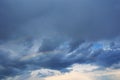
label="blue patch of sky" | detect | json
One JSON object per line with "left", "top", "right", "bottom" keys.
{"left": 91, "top": 43, "right": 103, "bottom": 50}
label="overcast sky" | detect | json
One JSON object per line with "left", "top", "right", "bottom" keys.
{"left": 0, "top": 0, "right": 120, "bottom": 80}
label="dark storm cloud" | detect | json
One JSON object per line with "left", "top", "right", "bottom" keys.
{"left": 24, "top": 44, "right": 120, "bottom": 72}
{"left": 20, "top": 40, "right": 120, "bottom": 70}
{"left": 0, "top": 50, "right": 20, "bottom": 79}
{"left": 0, "top": 48, "right": 36, "bottom": 79}
{"left": 68, "top": 40, "right": 84, "bottom": 52}
{"left": 0, "top": 0, "right": 54, "bottom": 41}
{"left": 0, "top": 0, "right": 120, "bottom": 41}
{"left": 96, "top": 50, "right": 120, "bottom": 67}
{"left": 38, "top": 38, "right": 62, "bottom": 53}
{"left": 0, "top": 0, "right": 120, "bottom": 79}
{"left": 0, "top": 38, "right": 120, "bottom": 79}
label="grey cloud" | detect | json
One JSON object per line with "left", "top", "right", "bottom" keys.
{"left": 31, "top": 39, "right": 120, "bottom": 70}
{"left": 38, "top": 38, "right": 62, "bottom": 53}
{"left": 0, "top": 0, "right": 120, "bottom": 41}
{"left": 0, "top": 50, "right": 20, "bottom": 79}
{"left": 0, "top": 38, "right": 120, "bottom": 79}
{"left": 0, "top": 0, "right": 120, "bottom": 79}
{"left": 96, "top": 50, "right": 120, "bottom": 67}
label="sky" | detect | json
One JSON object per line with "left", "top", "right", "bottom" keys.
{"left": 0, "top": 0, "right": 120, "bottom": 80}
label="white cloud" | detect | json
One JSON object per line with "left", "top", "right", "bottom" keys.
{"left": 5, "top": 64, "right": 120, "bottom": 80}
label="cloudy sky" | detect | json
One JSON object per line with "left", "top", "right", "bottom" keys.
{"left": 0, "top": 0, "right": 120, "bottom": 80}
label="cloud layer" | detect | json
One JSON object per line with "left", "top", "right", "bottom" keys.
{"left": 5, "top": 64, "right": 120, "bottom": 80}
{"left": 0, "top": 0, "right": 120, "bottom": 41}
{"left": 0, "top": 0, "right": 120, "bottom": 79}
